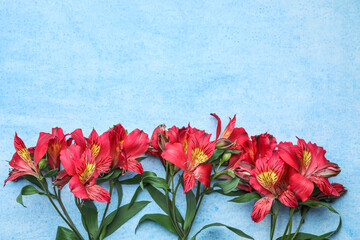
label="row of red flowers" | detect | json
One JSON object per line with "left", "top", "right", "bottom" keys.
{"left": 5, "top": 114, "right": 346, "bottom": 240}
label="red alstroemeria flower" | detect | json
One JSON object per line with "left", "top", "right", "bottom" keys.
{"left": 5, "top": 133, "right": 52, "bottom": 185}
{"left": 278, "top": 138, "right": 340, "bottom": 202}
{"left": 223, "top": 133, "right": 277, "bottom": 192}
{"left": 311, "top": 183, "right": 347, "bottom": 201}
{"left": 147, "top": 124, "right": 168, "bottom": 165}
{"left": 211, "top": 113, "right": 249, "bottom": 150}
{"left": 60, "top": 146, "right": 110, "bottom": 202}
{"left": 249, "top": 153, "right": 298, "bottom": 222}
{"left": 47, "top": 128, "right": 67, "bottom": 169}
{"left": 71, "top": 128, "right": 112, "bottom": 174}
{"left": 162, "top": 131, "right": 216, "bottom": 192}
{"left": 108, "top": 124, "right": 149, "bottom": 175}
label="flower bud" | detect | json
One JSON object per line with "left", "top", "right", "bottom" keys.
{"left": 215, "top": 138, "right": 234, "bottom": 150}
{"left": 157, "top": 133, "right": 167, "bottom": 151}
{"left": 315, "top": 162, "right": 341, "bottom": 178}
{"left": 53, "top": 170, "right": 71, "bottom": 189}
{"left": 220, "top": 152, "right": 232, "bottom": 164}
{"left": 38, "top": 158, "right": 49, "bottom": 170}
{"left": 233, "top": 162, "right": 253, "bottom": 181}
{"left": 216, "top": 169, "right": 236, "bottom": 179}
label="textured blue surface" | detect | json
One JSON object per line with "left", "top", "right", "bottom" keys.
{"left": 0, "top": 1, "right": 359, "bottom": 239}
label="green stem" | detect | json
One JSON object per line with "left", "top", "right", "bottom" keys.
{"left": 270, "top": 200, "right": 280, "bottom": 240}
{"left": 40, "top": 180, "right": 84, "bottom": 240}
{"left": 281, "top": 208, "right": 295, "bottom": 240}
{"left": 165, "top": 175, "right": 183, "bottom": 238}
{"left": 286, "top": 208, "right": 294, "bottom": 240}
{"left": 195, "top": 183, "right": 201, "bottom": 202}
{"left": 184, "top": 186, "right": 205, "bottom": 239}
{"left": 172, "top": 176, "right": 184, "bottom": 236}
{"left": 96, "top": 180, "right": 114, "bottom": 239}
{"left": 75, "top": 198, "right": 92, "bottom": 240}
{"left": 291, "top": 207, "right": 309, "bottom": 240}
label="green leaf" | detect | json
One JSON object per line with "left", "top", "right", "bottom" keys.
{"left": 80, "top": 200, "right": 98, "bottom": 238}
{"left": 23, "top": 175, "right": 44, "bottom": 191}
{"left": 296, "top": 200, "right": 342, "bottom": 240}
{"left": 141, "top": 171, "right": 169, "bottom": 190}
{"left": 301, "top": 200, "right": 339, "bottom": 214}
{"left": 114, "top": 180, "right": 123, "bottom": 208}
{"left": 136, "top": 214, "right": 177, "bottom": 234}
{"left": 229, "top": 192, "right": 261, "bottom": 203}
{"left": 213, "top": 177, "right": 240, "bottom": 194}
{"left": 184, "top": 189, "right": 196, "bottom": 231}
{"left": 44, "top": 168, "right": 58, "bottom": 178}
{"left": 128, "top": 186, "right": 143, "bottom": 209}
{"left": 191, "top": 223, "right": 254, "bottom": 240}
{"left": 16, "top": 185, "right": 46, "bottom": 207}
{"left": 146, "top": 185, "right": 184, "bottom": 224}
{"left": 208, "top": 149, "right": 225, "bottom": 163}
{"left": 118, "top": 174, "right": 142, "bottom": 184}
{"left": 103, "top": 201, "right": 150, "bottom": 238}
{"left": 56, "top": 226, "right": 79, "bottom": 240}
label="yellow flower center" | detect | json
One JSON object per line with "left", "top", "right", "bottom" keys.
{"left": 91, "top": 144, "right": 101, "bottom": 158}
{"left": 79, "top": 163, "right": 96, "bottom": 184}
{"left": 183, "top": 140, "right": 188, "bottom": 153}
{"left": 302, "top": 150, "right": 311, "bottom": 168}
{"left": 257, "top": 170, "right": 278, "bottom": 192}
{"left": 191, "top": 148, "right": 208, "bottom": 166}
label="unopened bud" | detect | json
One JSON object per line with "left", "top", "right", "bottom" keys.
{"left": 315, "top": 162, "right": 341, "bottom": 178}
{"left": 216, "top": 138, "right": 234, "bottom": 150}
{"left": 220, "top": 153, "right": 232, "bottom": 164}
{"left": 38, "top": 158, "right": 48, "bottom": 170}
{"left": 157, "top": 133, "right": 167, "bottom": 151}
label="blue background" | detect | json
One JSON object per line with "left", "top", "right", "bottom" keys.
{"left": 0, "top": 1, "right": 359, "bottom": 239}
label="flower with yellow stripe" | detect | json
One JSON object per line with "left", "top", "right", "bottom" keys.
{"left": 4, "top": 133, "right": 52, "bottom": 185}
{"left": 278, "top": 137, "right": 340, "bottom": 202}
{"left": 249, "top": 152, "right": 298, "bottom": 222}
{"left": 60, "top": 145, "right": 111, "bottom": 202}
{"left": 161, "top": 130, "right": 216, "bottom": 192}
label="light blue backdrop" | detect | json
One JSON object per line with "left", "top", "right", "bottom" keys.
{"left": 0, "top": 1, "right": 358, "bottom": 240}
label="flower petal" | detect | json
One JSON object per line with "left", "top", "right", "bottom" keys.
{"left": 228, "top": 127, "right": 249, "bottom": 149}
{"left": 210, "top": 113, "right": 222, "bottom": 140}
{"left": 221, "top": 115, "right": 236, "bottom": 139}
{"left": 310, "top": 176, "right": 339, "bottom": 196}
{"left": 71, "top": 128, "right": 87, "bottom": 149}
{"left": 193, "top": 163, "right": 212, "bottom": 189}
{"left": 251, "top": 196, "right": 275, "bottom": 223}
{"left": 278, "top": 190, "right": 298, "bottom": 207}
{"left": 4, "top": 170, "right": 27, "bottom": 186}
{"left": 86, "top": 183, "right": 111, "bottom": 203}
{"left": 34, "top": 132, "right": 53, "bottom": 165}
{"left": 289, "top": 173, "right": 314, "bottom": 202}
{"left": 123, "top": 129, "right": 149, "bottom": 159}
{"left": 60, "top": 145, "right": 82, "bottom": 176}
{"left": 52, "top": 127, "right": 65, "bottom": 140}
{"left": 121, "top": 158, "right": 144, "bottom": 175}
{"left": 161, "top": 142, "right": 187, "bottom": 171}
{"left": 278, "top": 142, "right": 300, "bottom": 172}
{"left": 69, "top": 176, "right": 89, "bottom": 200}
{"left": 183, "top": 171, "right": 197, "bottom": 192}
